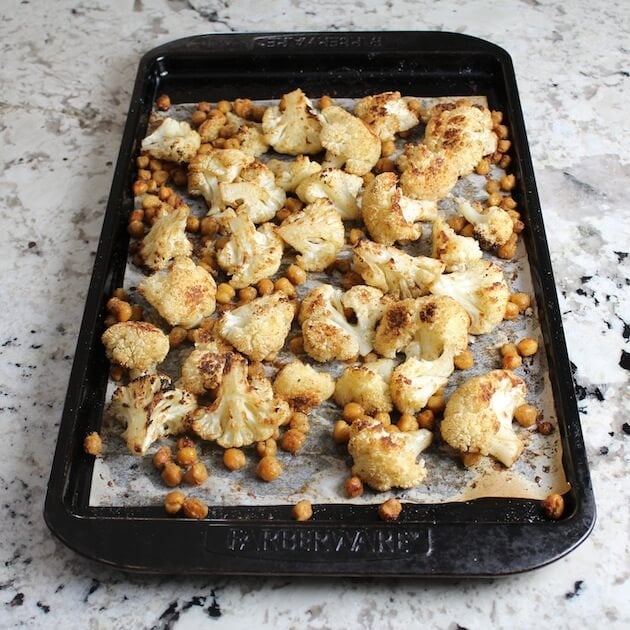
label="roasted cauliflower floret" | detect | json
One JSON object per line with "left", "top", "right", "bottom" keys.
{"left": 429, "top": 259, "right": 510, "bottom": 335}
{"left": 397, "top": 143, "right": 460, "bottom": 201}
{"left": 177, "top": 334, "right": 232, "bottom": 395}
{"left": 262, "top": 88, "right": 323, "bottom": 155}
{"left": 277, "top": 198, "right": 345, "bottom": 272}
{"left": 220, "top": 161, "right": 286, "bottom": 224}
{"left": 139, "top": 205, "right": 192, "bottom": 271}
{"left": 216, "top": 293, "right": 294, "bottom": 361}
{"left": 187, "top": 148, "right": 254, "bottom": 210}
{"left": 319, "top": 105, "right": 381, "bottom": 176}
{"left": 353, "top": 240, "right": 445, "bottom": 300}
{"left": 109, "top": 373, "right": 196, "bottom": 455}
{"left": 390, "top": 351, "right": 455, "bottom": 414}
{"left": 101, "top": 321, "right": 169, "bottom": 375}
{"left": 273, "top": 360, "right": 335, "bottom": 413}
{"left": 348, "top": 417, "right": 433, "bottom": 491}
{"left": 197, "top": 111, "right": 227, "bottom": 143}
{"left": 431, "top": 214, "right": 483, "bottom": 272}
{"left": 374, "top": 295, "right": 470, "bottom": 360}
{"left": 354, "top": 91, "right": 419, "bottom": 141}
{"left": 295, "top": 168, "right": 363, "bottom": 221}
{"left": 232, "top": 123, "right": 270, "bottom": 157}
{"left": 334, "top": 359, "right": 395, "bottom": 415}
{"left": 440, "top": 369, "right": 527, "bottom": 467}
{"left": 361, "top": 172, "right": 437, "bottom": 245}
{"left": 216, "top": 208, "right": 284, "bottom": 289}
{"left": 139, "top": 256, "right": 217, "bottom": 329}
{"left": 424, "top": 100, "right": 498, "bottom": 176}
{"left": 298, "top": 284, "right": 388, "bottom": 362}
{"left": 455, "top": 197, "right": 514, "bottom": 250}
{"left": 266, "top": 155, "right": 322, "bottom": 193}
{"left": 141, "top": 117, "right": 201, "bottom": 163}
{"left": 191, "top": 353, "right": 290, "bottom": 448}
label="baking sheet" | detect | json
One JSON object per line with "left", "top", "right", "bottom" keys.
{"left": 89, "top": 96, "right": 569, "bottom": 508}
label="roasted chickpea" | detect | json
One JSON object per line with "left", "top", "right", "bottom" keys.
{"left": 504, "top": 301, "right": 520, "bottom": 320}
{"left": 238, "top": 286, "right": 258, "bottom": 304}
{"left": 152, "top": 446, "right": 173, "bottom": 471}
{"left": 381, "top": 139, "right": 396, "bottom": 157}
{"left": 348, "top": 228, "right": 366, "bottom": 245}
{"left": 514, "top": 403, "right": 538, "bottom": 427}
{"left": 475, "top": 158, "right": 491, "bottom": 175}
{"left": 517, "top": 337, "right": 539, "bottom": 357}
{"left": 183, "top": 462, "right": 209, "bottom": 486}
{"left": 332, "top": 420, "right": 351, "bottom": 444}
{"left": 292, "top": 499, "right": 313, "bottom": 521}
{"left": 510, "top": 292, "right": 531, "bottom": 312}
{"left": 216, "top": 283, "right": 236, "bottom": 304}
{"left": 274, "top": 277, "right": 296, "bottom": 297}
{"left": 127, "top": 220, "right": 145, "bottom": 239}
{"left": 319, "top": 95, "right": 334, "bottom": 109}
{"left": 502, "top": 353, "right": 522, "bottom": 370}
{"left": 462, "top": 452, "right": 483, "bottom": 467}
{"left": 288, "top": 335, "right": 304, "bottom": 354}
{"left": 343, "top": 402, "right": 364, "bottom": 422}
{"left": 284, "top": 197, "right": 304, "bottom": 213}
{"left": 256, "top": 456, "right": 283, "bottom": 481}
{"left": 169, "top": 326, "right": 188, "bottom": 348}
{"left": 541, "top": 493, "right": 564, "bottom": 520}
{"left": 416, "top": 409, "right": 435, "bottom": 431}
{"left": 176, "top": 446, "right": 198, "bottom": 467}
{"left": 164, "top": 490, "right": 185, "bottom": 515}
{"left": 281, "top": 428, "right": 306, "bottom": 454}
{"left": 191, "top": 109, "right": 208, "bottom": 126}
{"left": 257, "top": 277, "right": 275, "bottom": 296}
{"left": 447, "top": 215, "right": 466, "bottom": 234}
{"left": 501, "top": 343, "right": 518, "bottom": 356}
{"left": 286, "top": 264, "right": 307, "bottom": 285}
{"left": 186, "top": 215, "right": 200, "bottom": 233}
{"left": 374, "top": 411, "right": 391, "bottom": 426}
{"left": 486, "top": 179, "right": 500, "bottom": 194}
{"left": 156, "top": 94, "right": 171, "bottom": 111}
{"left": 256, "top": 439, "right": 277, "bottom": 458}
{"left": 107, "top": 297, "right": 133, "bottom": 322}
{"left": 460, "top": 223, "right": 475, "bottom": 238}
{"left": 83, "top": 432, "right": 102, "bottom": 456}
{"left": 223, "top": 448, "right": 246, "bottom": 471}
{"left": 454, "top": 349, "right": 474, "bottom": 370}
{"left": 110, "top": 365, "right": 125, "bottom": 381}
{"left": 378, "top": 498, "right": 402, "bottom": 522}
{"left": 290, "top": 412, "right": 310, "bottom": 434}
{"left": 397, "top": 413, "right": 419, "bottom": 432}
{"left": 426, "top": 392, "right": 445, "bottom": 414}
{"left": 182, "top": 497, "right": 209, "bottom": 520}
{"left": 344, "top": 476, "right": 364, "bottom": 498}
{"left": 161, "top": 462, "right": 183, "bottom": 487}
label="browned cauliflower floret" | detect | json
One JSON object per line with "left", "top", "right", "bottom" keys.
{"left": 216, "top": 207, "right": 284, "bottom": 289}
{"left": 277, "top": 198, "right": 345, "bottom": 272}
{"left": 374, "top": 295, "right": 470, "bottom": 360}
{"left": 177, "top": 333, "right": 232, "bottom": 395}
{"left": 361, "top": 172, "right": 437, "bottom": 245}
{"left": 216, "top": 293, "right": 295, "bottom": 361}
{"left": 220, "top": 161, "right": 286, "bottom": 224}
{"left": 334, "top": 359, "right": 395, "bottom": 415}
{"left": 429, "top": 260, "right": 510, "bottom": 335}
{"left": 109, "top": 373, "right": 196, "bottom": 455}
{"left": 397, "top": 143, "right": 460, "bottom": 201}
{"left": 191, "top": 353, "right": 290, "bottom": 448}
{"left": 266, "top": 155, "right": 322, "bottom": 193}
{"left": 232, "top": 123, "right": 269, "bottom": 157}
{"left": 295, "top": 168, "right": 364, "bottom": 221}
{"left": 455, "top": 197, "right": 514, "bottom": 250}
{"left": 348, "top": 417, "right": 433, "bottom": 491}
{"left": 440, "top": 370, "right": 527, "bottom": 467}
{"left": 273, "top": 360, "right": 335, "bottom": 413}
{"left": 101, "top": 321, "right": 169, "bottom": 375}
{"left": 187, "top": 148, "right": 254, "bottom": 210}
{"left": 262, "top": 88, "right": 323, "bottom": 155}
{"left": 354, "top": 91, "right": 419, "bottom": 141}
{"left": 320, "top": 105, "right": 381, "bottom": 176}
{"left": 197, "top": 111, "right": 227, "bottom": 143}
{"left": 141, "top": 117, "right": 201, "bottom": 163}
{"left": 139, "top": 205, "right": 192, "bottom": 271}
{"left": 424, "top": 100, "right": 497, "bottom": 176}
{"left": 353, "top": 240, "right": 445, "bottom": 300}
{"left": 299, "top": 284, "right": 388, "bottom": 362}
{"left": 431, "top": 214, "right": 483, "bottom": 272}
{"left": 139, "top": 256, "right": 217, "bottom": 329}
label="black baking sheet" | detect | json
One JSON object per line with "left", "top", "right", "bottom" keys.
{"left": 44, "top": 31, "right": 595, "bottom": 576}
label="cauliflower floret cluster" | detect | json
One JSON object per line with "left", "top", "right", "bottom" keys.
{"left": 273, "top": 360, "right": 335, "bottom": 413}
{"left": 431, "top": 214, "right": 483, "bottom": 272}
{"left": 348, "top": 417, "right": 433, "bottom": 491}
{"left": 334, "top": 359, "right": 395, "bottom": 415}
{"left": 177, "top": 335, "right": 231, "bottom": 396}
{"left": 139, "top": 205, "right": 192, "bottom": 271}
{"left": 354, "top": 91, "right": 419, "bottom": 141}
{"left": 139, "top": 256, "right": 217, "bottom": 329}
{"left": 267, "top": 155, "right": 322, "bottom": 193}
{"left": 455, "top": 197, "right": 513, "bottom": 250}
{"left": 109, "top": 373, "right": 196, "bottom": 455}
{"left": 440, "top": 370, "right": 527, "bottom": 467}
{"left": 295, "top": 168, "right": 363, "bottom": 221}
{"left": 141, "top": 117, "right": 201, "bottom": 163}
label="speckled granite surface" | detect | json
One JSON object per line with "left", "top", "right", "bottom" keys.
{"left": 1, "top": 0, "right": 628, "bottom": 628}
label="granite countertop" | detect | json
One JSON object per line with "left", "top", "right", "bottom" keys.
{"left": 1, "top": 0, "right": 628, "bottom": 627}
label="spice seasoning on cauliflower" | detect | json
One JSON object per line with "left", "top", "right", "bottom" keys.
{"left": 141, "top": 117, "right": 201, "bottom": 163}
{"left": 101, "top": 321, "right": 169, "bottom": 375}
{"left": 216, "top": 293, "right": 295, "bottom": 362}
{"left": 266, "top": 156, "right": 322, "bottom": 193}
{"left": 277, "top": 198, "right": 345, "bottom": 272}
{"left": 431, "top": 214, "right": 483, "bottom": 272}
{"left": 177, "top": 333, "right": 232, "bottom": 395}
{"left": 440, "top": 369, "right": 527, "bottom": 467}
{"left": 455, "top": 197, "right": 514, "bottom": 250}
{"left": 191, "top": 353, "right": 290, "bottom": 448}
{"left": 109, "top": 373, "right": 197, "bottom": 455}
{"left": 273, "top": 360, "right": 335, "bottom": 413}
{"left": 354, "top": 91, "right": 419, "bottom": 141}
{"left": 348, "top": 417, "right": 433, "bottom": 492}
{"left": 334, "top": 359, "right": 395, "bottom": 415}
{"left": 139, "top": 205, "right": 192, "bottom": 271}
{"left": 295, "top": 168, "right": 364, "bottom": 221}
{"left": 361, "top": 172, "right": 437, "bottom": 245}
{"left": 139, "top": 256, "right": 217, "bottom": 329}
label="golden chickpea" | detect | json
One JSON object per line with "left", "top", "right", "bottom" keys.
{"left": 171, "top": 168, "right": 188, "bottom": 187}
{"left": 341, "top": 271, "right": 363, "bottom": 290}
{"left": 514, "top": 403, "right": 538, "bottom": 427}
{"left": 497, "top": 139, "right": 511, "bottom": 153}
{"left": 128, "top": 208, "right": 144, "bottom": 224}
{"left": 510, "top": 292, "right": 531, "bottom": 312}
{"left": 500, "top": 174, "right": 516, "bottom": 191}
{"left": 176, "top": 436, "right": 195, "bottom": 451}
{"left": 500, "top": 196, "right": 517, "bottom": 210}
{"left": 284, "top": 197, "right": 304, "bottom": 213}
{"left": 281, "top": 428, "right": 306, "bottom": 454}
{"left": 374, "top": 411, "right": 391, "bottom": 426}
{"left": 216, "top": 283, "right": 236, "bottom": 304}
{"left": 256, "top": 456, "right": 283, "bottom": 481}
{"left": 152, "top": 446, "right": 173, "bottom": 470}
{"left": 107, "top": 297, "right": 133, "bottom": 322}
{"left": 292, "top": 499, "right": 313, "bottom": 521}
{"left": 223, "top": 447, "right": 246, "bottom": 471}
{"left": 197, "top": 101, "right": 212, "bottom": 113}
{"left": 417, "top": 409, "right": 435, "bottom": 431}
{"left": 168, "top": 327, "right": 188, "bottom": 348}
{"left": 132, "top": 180, "right": 149, "bottom": 196}
{"left": 290, "top": 412, "right": 310, "bottom": 434}
{"left": 541, "top": 493, "right": 564, "bottom": 520}
{"left": 110, "top": 365, "right": 125, "bottom": 381}
{"left": 537, "top": 420, "right": 554, "bottom": 435}
{"left": 381, "top": 139, "right": 396, "bottom": 157}
{"left": 385, "top": 424, "right": 400, "bottom": 434}
{"left": 286, "top": 264, "right": 307, "bottom": 285}
{"left": 475, "top": 158, "right": 491, "bottom": 175}
{"left": 460, "top": 223, "right": 475, "bottom": 238}
{"left": 136, "top": 155, "right": 150, "bottom": 169}
{"left": 275, "top": 208, "right": 291, "bottom": 222}
{"left": 502, "top": 353, "right": 522, "bottom": 370}
{"left": 486, "top": 192, "right": 503, "bottom": 207}
{"left": 141, "top": 194, "right": 162, "bottom": 210}
{"left": 186, "top": 215, "right": 200, "bottom": 233}
{"left": 176, "top": 446, "right": 198, "bottom": 467}
{"left": 191, "top": 109, "right": 208, "bottom": 126}
{"left": 83, "top": 432, "right": 102, "bottom": 456}
{"left": 486, "top": 179, "right": 500, "bottom": 194}
{"left": 153, "top": 169, "right": 169, "bottom": 185}
{"left": 156, "top": 94, "right": 171, "bottom": 110}
{"left": 501, "top": 343, "right": 518, "bottom": 356}
{"left": 344, "top": 476, "right": 364, "bottom": 498}
{"left": 274, "top": 277, "right": 296, "bottom": 297}
{"left": 238, "top": 286, "right": 258, "bottom": 304}
{"left": 491, "top": 110, "right": 503, "bottom": 125}
{"left": 332, "top": 420, "right": 351, "bottom": 444}
{"left": 447, "top": 215, "right": 466, "bottom": 234}
{"left": 362, "top": 172, "right": 375, "bottom": 186}
{"left": 233, "top": 98, "right": 254, "bottom": 119}
{"left": 319, "top": 95, "right": 334, "bottom": 109}
{"left": 378, "top": 498, "right": 402, "bottom": 522}
{"left": 161, "top": 462, "right": 183, "bottom": 487}
{"left": 164, "top": 490, "right": 186, "bottom": 515}
{"left": 398, "top": 413, "right": 419, "bottom": 432}
{"left": 517, "top": 337, "right": 539, "bottom": 357}
{"left": 288, "top": 335, "right": 304, "bottom": 354}
{"left": 462, "top": 452, "right": 483, "bottom": 467}
{"left": 426, "top": 392, "right": 446, "bottom": 414}
{"left": 348, "top": 228, "right": 366, "bottom": 245}
{"left": 343, "top": 402, "right": 364, "bottom": 422}
{"left": 454, "top": 349, "right": 474, "bottom": 370}
{"left": 200, "top": 216, "right": 219, "bottom": 237}
{"left": 256, "top": 439, "right": 277, "bottom": 458}
{"left": 127, "top": 220, "right": 145, "bottom": 239}
{"left": 503, "top": 301, "right": 520, "bottom": 320}
{"left": 257, "top": 277, "right": 275, "bottom": 296}
{"left": 183, "top": 462, "right": 209, "bottom": 486}
{"left": 495, "top": 124, "right": 509, "bottom": 139}
{"left": 216, "top": 99, "right": 232, "bottom": 113}
{"left": 182, "top": 497, "right": 209, "bottom": 520}
{"left": 499, "top": 155, "right": 512, "bottom": 170}
{"left": 374, "top": 158, "right": 396, "bottom": 173}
